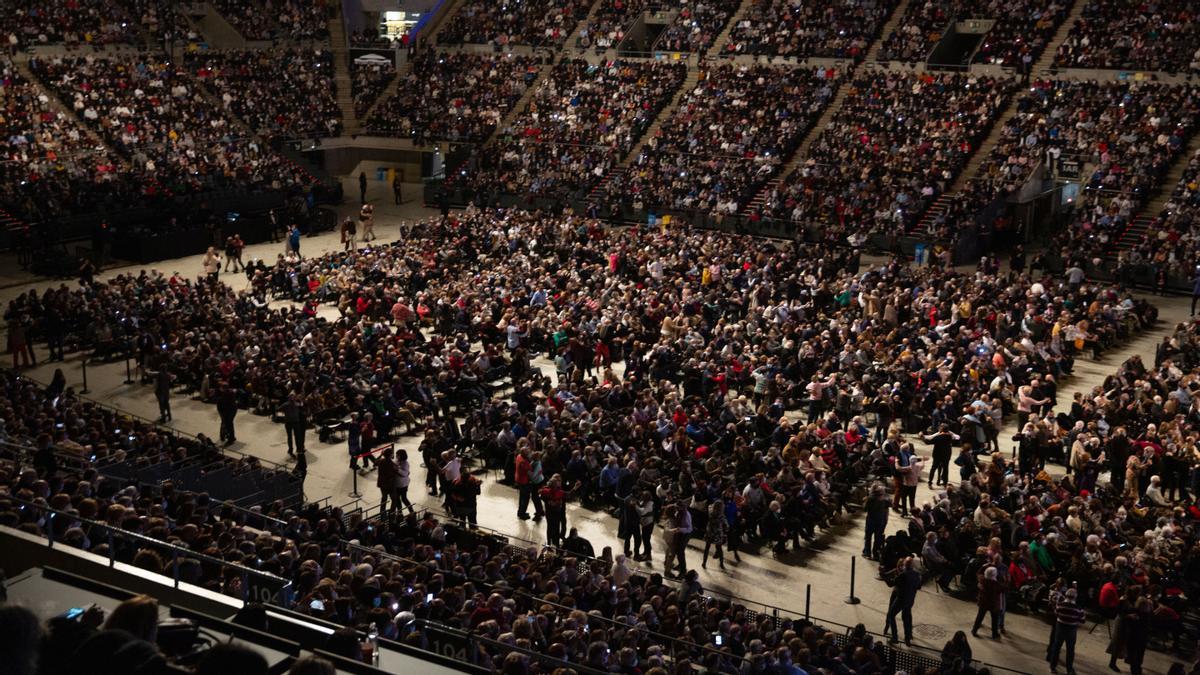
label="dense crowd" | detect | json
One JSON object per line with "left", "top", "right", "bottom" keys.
{"left": 365, "top": 51, "right": 539, "bottom": 144}
{"left": 439, "top": 0, "right": 591, "bottom": 47}
{"left": 2, "top": 0, "right": 139, "bottom": 50}
{"left": 30, "top": 54, "right": 316, "bottom": 197}
{"left": 1116, "top": 148, "right": 1200, "bottom": 285}
{"left": 458, "top": 59, "right": 687, "bottom": 201}
{"left": 878, "top": 0, "right": 1068, "bottom": 69}
{"left": 0, "top": 57, "right": 131, "bottom": 223}
{"left": 350, "top": 60, "right": 395, "bottom": 118}
{"left": 721, "top": 0, "right": 899, "bottom": 60}
{"left": 611, "top": 64, "right": 839, "bottom": 215}
{"left": 1053, "top": 0, "right": 1200, "bottom": 73}
{"left": 652, "top": 0, "right": 740, "bottom": 53}
{"left": 876, "top": 318, "right": 1200, "bottom": 674}
{"left": 755, "top": 71, "right": 1014, "bottom": 238}
{"left": 188, "top": 48, "right": 342, "bottom": 140}
{"left": 211, "top": 0, "right": 334, "bottom": 41}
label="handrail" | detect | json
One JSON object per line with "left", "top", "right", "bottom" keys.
{"left": 410, "top": 618, "right": 612, "bottom": 674}
{"left": 2, "top": 494, "right": 294, "bottom": 606}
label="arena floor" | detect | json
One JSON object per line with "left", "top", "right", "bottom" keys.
{"left": 1, "top": 176, "right": 1188, "bottom": 675}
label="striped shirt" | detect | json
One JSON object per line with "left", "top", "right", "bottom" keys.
{"left": 1055, "top": 600, "right": 1086, "bottom": 627}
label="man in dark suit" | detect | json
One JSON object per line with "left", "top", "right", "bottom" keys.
{"left": 884, "top": 557, "right": 922, "bottom": 645}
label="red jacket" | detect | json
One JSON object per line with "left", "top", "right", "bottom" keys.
{"left": 515, "top": 454, "right": 531, "bottom": 486}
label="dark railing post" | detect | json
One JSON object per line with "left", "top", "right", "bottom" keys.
{"left": 123, "top": 350, "right": 134, "bottom": 385}
{"left": 107, "top": 529, "right": 115, "bottom": 567}
{"left": 805, "top": 584, "right": 811, "bottom": 620}
{"left": 350, "top": 462, "right": 361, "bottom": 498}
{"left": 173, "top": 550, "right": 181, "bottom": 589}
{"left": 845, "top": 556, "right": 861, "bottom": 604}
{"left": 241, "top": 570, "right": 250, "bottom": 603}
{"left": 80, "top": 358, "right": 89, "bottom": 394}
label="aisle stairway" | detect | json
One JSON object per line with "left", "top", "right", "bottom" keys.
{"left": 862, "top": 0, "right": 912, "bottom": 63}
{"left": 328, "top": 8, "right": 361, "bottom": 135}
{"left": 949, "top": 102, "right": 1019, "bottom": 193}
{"left": 195, "top": 2, "right": 246, "bottom": 48}
{"left": 708, "top": 0, "right": 754, "bottom": 56}
{"left": 1111, "top": 132, "right": 1200, "bottom": 253}
{"left": 360, "top": 60, "right": 411, "bottom": 130}
{"left": 1032, "top": 0, "right": 1084, "bottom": 75}
{"left": 619, "top": 68, "right": 700, "bottom": 166}
{"left": 484, "top": 67, "right": 547, "bottom": 145}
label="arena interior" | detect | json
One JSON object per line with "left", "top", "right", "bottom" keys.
{"left": 1, "top": 2, "right": 1200, "bottom": 675}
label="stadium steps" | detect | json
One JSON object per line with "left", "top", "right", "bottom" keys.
{"left": 423, "top": 0, "right": 468, "bottom": 46}
{"left": 1111, "top": 133, "right": 1200, "bottom": 252}
{"left": 708, "top": 0, "right": 755, "bottom": 56}
{"left": 619, "top": 68, "right": 701, "bottom": 167}
{"left": 483, "top": 66, "right": 547, "bottom": 146}
{"left": 195, "top": 2, "right": 248, "bottom": 48}
{"left": 12, "top": 61, "right": 128, "bottom": 169}
{"left": 949, "top": 100, "right": 1020, "bottom": 193}
{"left": 563, "top": 0, "right": 611, "bottom": 49}
{"left": 862, "top": 0, "right": 914, "bottom": 63}
{"left": 586, "top": 167, "right": 625, "bottom": 204}
{"left": 1032, "top": 0, "right": 1085, "bottom": 75}
{"left": 360, "top": 60, "right": 411, "bottom": 130}
{"left": 912, "top": 193, "right": 954, "bottom": 235}
{"left": 742, "top": 177, "right": 781, "bottom": 216}
{"left": 328, "top": 7, "right": 361, "bottom": 135}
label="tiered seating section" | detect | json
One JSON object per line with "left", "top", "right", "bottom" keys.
{"left": 613, "top": 64, "right": 840, "bottom": 215}
{"left": 722, "top": 0, "right": 900, "bottom": 59}
{"left": 365, "top": 51, "right": 540, "bottom": 144}
{"left": 879, "top": 0, "right": 1070, "bottom": 67}
{"left": 1053, "top": 0, "right": 1200, "bottom": 72}
{"left": 1, "top": 0, "right": 141, "bottom": 49}
{"left": 438, "top": 0, "right": 592, "bottom": 47}
{"left": 758, "top": 71, "right": 1015, "bottom": 237}
{"left": 211, "top": 0, "right": 334, "bottom": 41}
{"left": 186, "top": 49, "right": 343, "bottom": 139}
{"left": 457, "top": 59, "right": 687, "bottom": 200}
{"left": 30, "top": 55, "right": 316, "bottom": 196}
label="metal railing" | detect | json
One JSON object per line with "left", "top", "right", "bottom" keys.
{"left": 4, "top": 494, "right": 294, "bottom": 607}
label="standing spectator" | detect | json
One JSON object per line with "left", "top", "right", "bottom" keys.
{"left": 216, "top": 384, "right": 238, "bottom": 446}
{"left": 155, "top": 368, "right": 172, "bottom": 422}
{"left": 359, "top": 413, "right": 378, "bottom": 470}
{"left": 395, "top": 449, "right": 415, "bottom": 514}
{"left": 884, "top": 557, "right": 921, "bottom": 645}
{"left": 224, "top": 234, "right": 245, "bottom": 272}
{"left": 360, "top": 204, "right": 375, "bottom": 242}
{"left": 377, "top": 446, "right": 398, "bottom": 514}
{"left": 348, "top": 412, "right": 362, "bottom": 470}
{"left": 921, "top": 425, "right": 958, "bottom": 488}
{"left": 973, "top": 566, "right": 1005, "bottom": 639}
{"left": 515, "top": 447, "right": 534, "bottom": 520}
{"left": 358, "top": 171, "right": 368, "bottom": 204}
{"left": 340, "top": 217, "right": 357, "bottom": 252}
{"left": 281, "top": 393, "right": 307, "bottom": 457}
{"left": 1048, "top": 587, "right": 1085, "bottom": 674}
{"left": 202, "top": 246, "right": 221, "bottom": 282}
{"left": 287, "top": 225, "right": 303, "bottom": 259}
{"left": 701, "top": 499, "right": 727, "bottom": 570}
{"left": 669, "top": 500, "right": 692, "bottom": 578}
{"left": 540, "top": 474, "right": 568, "bottom": 547}
{"left": 392, "top": 172, "right": 403, "bottom": 205}
{"left": 7, "top": 315, "right": 33, "bottom": 369}
{"left": 862, "top": 484, "right": 890, "bottom": 559}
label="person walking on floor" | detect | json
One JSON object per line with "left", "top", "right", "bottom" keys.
{"left": 281, "top": 393, "right": 307, "bottom": 457}
{"left": 701, "top": 499, "right": 728, "bottom": 570}
{"left": 377, "top": 446, "right": 398, "bottom": 515}
{"left": 155, "top": 368, "right": 172, "bottom": 422}
{"left": 539, "top": 474, "right": 568, "bottom": 547}
{"left": 863, "top": 483, "right": 890, "bottom": 559}
{"left": 1048, "top": 587, "right": 1085, "bottom": 674}
{"left": 884, "top": 557, "right": 922, "bottom": 645}
{"left": 216, "top": 384, "right": 238, "bottom": 446}
{"left": 973, "top": 565, "right": 1005, "bottom": 639}
{"left": 395, "top": 449, "right": 415, "bottom": 514}
{"left": 287, "top": 225, "right": 303, "bottom": 259}
{"left": 921, "top": 424, "right": 959, "bottom": 487}
{"left": 669, "top": 501, "right": 692, "bottom": 578}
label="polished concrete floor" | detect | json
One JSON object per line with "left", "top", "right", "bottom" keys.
{"left": 1, "top": 184, "right": 1189, "bottom": 674}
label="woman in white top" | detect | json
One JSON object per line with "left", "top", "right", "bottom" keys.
{"left": 395, "top": 449, "right": 415, "bottom": 514}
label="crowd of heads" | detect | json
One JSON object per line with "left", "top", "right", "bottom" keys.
{"left": 611, "top": 64, "right": 839, "bottom": 216}
{"left": 878, "top": 0, "right": 1068, "bottom": 69}
{"left": 0, "top": 57, "right": 131, "bottom": 224}
{"left": 721, "top": 0, "right": 898, "bottom": 60}
{"left": 438, "top": 0, "right": 591, "bottom": 47}
{"left": 755, "top": 71, "right": 1014, "bottom": 238}
{"left": 366, "top": 50, "right": 540, "bottom": 144}
{"left": 1053, "top": 0, "right": 1200, "bottom": 73}
{"left": 29, "top": 54, "right": 316, "bottom": 199}
{"left": 651, "top": 0, "right": 740, "bottom": 54}
{"left": 457, "top": 59, "right": 687, "bottom": 200}
{"left": 211, "top": 0, "right": 334, "bottom": 42}
{"left": 350, "top": 61, "right": 396, "bottom": 118}
{"left": 1118, "top": 148, "right": 1200, "bottom": 281}
{"left": 2, "top": 0, "right": 139, "bottom": 50}
{"left": 186, "top": 48, "right": 342, "bottom": 140}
